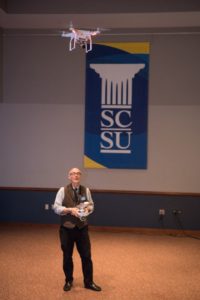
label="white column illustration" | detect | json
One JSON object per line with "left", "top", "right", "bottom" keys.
{"left": 90, "top": 64, "right": 145, "bottom": 108}
{"left": 101, "top": 77, "right": 106, "bottom": 105}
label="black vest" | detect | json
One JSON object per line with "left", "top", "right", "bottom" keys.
{"left": 61, "top": 184, "right": 88, "bottom": 229}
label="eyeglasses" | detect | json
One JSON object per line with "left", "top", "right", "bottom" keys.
{"left": 69, "top": 172, "right": 81, "bottom": 176}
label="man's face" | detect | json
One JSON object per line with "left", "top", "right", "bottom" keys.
{"left": 68, "top": 168, "right": 81, "bottom": 185}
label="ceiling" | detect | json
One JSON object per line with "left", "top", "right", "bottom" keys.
{"left": 1, "top": 0, "right": 200, "bottom": 35}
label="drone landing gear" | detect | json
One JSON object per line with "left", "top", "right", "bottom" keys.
{"left": 79, "top": 40, "right": 92, "bottom": 53}
{"left": 69, "top": 36, "right": 76, "bottom": 51}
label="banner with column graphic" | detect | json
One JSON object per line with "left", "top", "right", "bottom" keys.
{"left": 84, "top": 42, "right": 150, "bottom": 169}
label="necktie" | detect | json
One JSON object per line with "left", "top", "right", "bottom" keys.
{"left": 74, "top": 188, "right": 79, "bottom": 204}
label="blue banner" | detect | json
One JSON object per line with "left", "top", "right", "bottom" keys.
{"left": 84, "top": 42, "right": 150, "bottom": 169}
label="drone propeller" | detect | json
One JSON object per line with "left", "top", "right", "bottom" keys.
{"left": 61, "top": 31, "right": 72, "bottom": 37}
{"left": 97, "top": 27, "right": 109, "bottom": 32}
{"left": 69, "top": 21, "right": 74, "bottom": 31}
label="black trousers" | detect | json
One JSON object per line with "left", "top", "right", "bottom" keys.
{"left": 59, "top": 225, "right": 93, "bottom": 285}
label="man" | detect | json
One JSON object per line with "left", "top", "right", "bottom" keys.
{"left": 53, "top": 167, "right": 101, "bottom": 292}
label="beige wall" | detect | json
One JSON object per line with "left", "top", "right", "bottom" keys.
{"left": 0, "top": 32, "right": 200, "bottom": 192}
{"left": 0, "top": 28, "right": 3, "bottom": 102}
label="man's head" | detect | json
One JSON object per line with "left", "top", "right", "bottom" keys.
{"left": 68, "top": 167, "right": 82, "bottom": 187}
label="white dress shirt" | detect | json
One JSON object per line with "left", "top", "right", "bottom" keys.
{"left": 53, "top": 186, "right": 94, "bottom": 215}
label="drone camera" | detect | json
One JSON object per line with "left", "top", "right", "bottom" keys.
{"left": 80, "top": 41, "right": 86, "bottom": 49}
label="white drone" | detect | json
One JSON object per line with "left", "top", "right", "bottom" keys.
{"left": 61, "top": 22, "right": 101, "bottom": 53}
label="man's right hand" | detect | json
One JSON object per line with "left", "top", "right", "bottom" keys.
{"left": 70, "top": 207, "right": 79, "bottom": 217}
{"left": 62, "top": 207, "right": 79, "bottom": 217}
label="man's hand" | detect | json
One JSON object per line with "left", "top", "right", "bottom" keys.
{"left": 62, "top": 207, "right": 79, "bottom": 217}
{"left": 70, "top": 207, "right": 79, "bottom": 217}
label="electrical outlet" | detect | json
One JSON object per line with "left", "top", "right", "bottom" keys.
{"left": 44, "top": 203, "right": 49, "bottom": 210}
{"left": 172, "top": 209, "right": 182, "bottom": 215}
{"left": 159, "top": 209, "right": 165, "bottom": 216}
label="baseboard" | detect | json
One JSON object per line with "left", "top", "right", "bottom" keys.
{"left": 89, "top": 225, "right": 200, "bottom": 237}
{"left": 1, "top": 222, "right": 199, "bottom": 238}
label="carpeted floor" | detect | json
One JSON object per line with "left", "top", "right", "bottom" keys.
{"left": 0, "top": 223, "right": 200, "bottom": 300}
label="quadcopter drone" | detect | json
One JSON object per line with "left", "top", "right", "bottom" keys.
{"left": 61, "top": 23, "right": 101, "bottom": 53}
